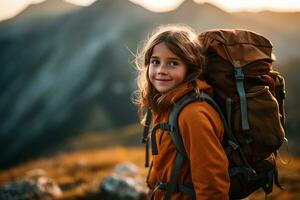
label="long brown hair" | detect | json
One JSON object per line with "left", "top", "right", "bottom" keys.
{"left": 132, "top": 24, "right": 206, "bottom": 124}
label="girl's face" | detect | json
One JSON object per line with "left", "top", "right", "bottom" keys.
{"left": 148, "top": 42, "right": 187, "bottom": 94}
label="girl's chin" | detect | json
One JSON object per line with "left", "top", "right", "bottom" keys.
{"left": 156, "top": 87, "right": 173, "bottom": 94}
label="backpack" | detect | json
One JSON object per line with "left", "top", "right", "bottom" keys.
{"left": 142, "top": 29, "right": 287, "bottom": 199}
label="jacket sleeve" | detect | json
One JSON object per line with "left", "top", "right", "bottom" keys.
{"left": 178, "top": 101, "right": 230, "bottom": 200}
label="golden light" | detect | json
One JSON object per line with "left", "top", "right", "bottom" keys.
{"left": 129, "top": 0, "right": 184, "bottom": 12}
{"left": 64, "top": 0, "right": 96, "bottom": 6}
{"left": 0, "top": 0, "right": 44, "bottom": 21}
{"left": 0, "top": 0, "right": 300, "bottom": 22}
{"left": 194, "top": 0, "right": 300, "bottom": 12}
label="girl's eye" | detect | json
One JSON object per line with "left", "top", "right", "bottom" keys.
{"left": 150, "top": 59, "right": 160, "bottom": 65}
{"left": 169, "top": 61, "right": 179, "bottom": 66}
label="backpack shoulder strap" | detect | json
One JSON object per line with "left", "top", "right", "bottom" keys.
{"left": 168, "top": 92, "right": 199, "bottom": 159}
{"left": 142, "top": 109, "right": 152, "bottom": 167}
{"left": 161, "top": 92, "right": 227, "bottom": 200}
{"left": 168, "top": 92, "right": 231, "bottom": 158}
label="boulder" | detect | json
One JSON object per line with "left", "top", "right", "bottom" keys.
{"left": 99, "top": 162, "right": 147, "bottom": 200}
{"left": 0, "top": 176, "right": 62, "bottom": 200}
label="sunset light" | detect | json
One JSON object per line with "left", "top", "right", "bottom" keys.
{"left": 0, "top": 0, "right": 300, "bottom": 21}
{"left": 64, "top": 0, "right": 96, "bottom": 6}
{"left": 194, "top": 0, "right": 300, "bottom": 12}
{"left": 129, "top": 0, "right": 184, "bottom": 12}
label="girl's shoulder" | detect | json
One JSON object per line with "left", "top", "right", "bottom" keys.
{"left": 177, "top": 100, "right": 224, "bottom": 139}
{"left": 178, "top": 100, "right": 223, "bottom": 127}
{"left": 179, "top": 100, "right": 216, "bottom": 117}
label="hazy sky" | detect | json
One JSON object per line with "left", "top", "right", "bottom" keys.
{"left": 1, "top": 0, "right": 300, "bottom": 21}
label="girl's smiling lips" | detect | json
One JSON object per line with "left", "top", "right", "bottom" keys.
{"left": 155, "top": 78, "right": 172, "bottom": 81}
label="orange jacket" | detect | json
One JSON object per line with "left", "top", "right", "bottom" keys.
{"left": 147, "top": 80, "right": 230, "bottom": 200}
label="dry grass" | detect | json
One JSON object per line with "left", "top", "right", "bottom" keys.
{"left": 0, "top": 147, "right": 148, "bottom": 200}
{"left": 248, "top": 155, "right": 300, "bottom": 199}
{"left": 0, "top": 124, "right": 299, "bottom": 199}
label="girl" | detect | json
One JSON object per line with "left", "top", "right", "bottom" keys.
{"left": 133, "top": 25, "right": 230, "bottom": 199}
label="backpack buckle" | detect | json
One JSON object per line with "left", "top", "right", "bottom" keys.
{"left": 228, "top": 140, "right": 239, "bottom": 150}
{"left": 234, "top": 67, "right": 244, "bottom": 80}
{"left": 160, "top": 124, "right": 174, "bottom": 132}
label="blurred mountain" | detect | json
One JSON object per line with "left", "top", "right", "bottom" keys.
{"left": 15, "top": 0, "right": 79, "bottom": 21}
{"left": 0, "top": 0, "right": 80, "bottom": 30}
{"left": 0, "top": 0, "right": 299, "bottom": 167}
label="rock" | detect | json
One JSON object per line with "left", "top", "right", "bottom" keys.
{"left": 36, "top": 176, "right": 62, "bottom": 198}
{"left": 114, "top": 162, "right": 139, "bottom": 176}
{"left": 0, "top": 180, "right": 45, "bottom": 200}
{"left": 0, "top": 177, "right": 62, "bottom": 200}
{"left": 24, "top": 168, "right": 62, "bottom": 198}
{"left": 99, "top": 175, "right": 146, "bottom": 200}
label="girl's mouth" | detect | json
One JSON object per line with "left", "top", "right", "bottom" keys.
{"left": 156, "top": 79, "right": 171, "bottom": 81}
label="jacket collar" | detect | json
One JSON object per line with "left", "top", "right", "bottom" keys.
{"left": 153, "top": 79, "right": 213, "bottom": 122}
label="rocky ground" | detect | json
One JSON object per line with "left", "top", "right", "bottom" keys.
{"left": 0, "top": 124, "right": 299, "bottom": 199}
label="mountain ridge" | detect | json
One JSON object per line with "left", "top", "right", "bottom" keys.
{"left": 0, "top": 0, "right": 299, "bottom": 167}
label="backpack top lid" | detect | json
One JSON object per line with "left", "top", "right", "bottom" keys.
{"left": 198, "top": 29, "right": 274, "bottom": 67}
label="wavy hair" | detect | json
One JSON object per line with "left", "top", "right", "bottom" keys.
{"left": 132, "top": 24, "right": 206, "bottom": 124}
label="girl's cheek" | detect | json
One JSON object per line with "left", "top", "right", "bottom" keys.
{"left": 148, "top": 66, "right": 154, "bottom": 80}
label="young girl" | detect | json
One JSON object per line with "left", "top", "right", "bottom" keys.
{"left": 133, "top": 25, "right": 230, "bottom": 199}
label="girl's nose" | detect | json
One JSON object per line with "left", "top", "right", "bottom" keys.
{"left": 157, "top": 64, "right": 167, "bottom": 75}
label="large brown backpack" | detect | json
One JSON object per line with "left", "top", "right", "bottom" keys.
{"left": 143, "top": 29, "right": 287, "bottom": 199}
{"left": 198, "top": 29, "right": 286, "bottom": 198}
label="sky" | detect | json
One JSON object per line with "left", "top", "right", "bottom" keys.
{"left": 0, "top": 0, "right": 300, "bottom": 21}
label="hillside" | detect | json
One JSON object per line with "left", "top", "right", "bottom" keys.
{"left": 0, "top": 0, "right": 299, "bottom": 167}
{"left": 0, "top": 124, "right": 299, "bottom": 199}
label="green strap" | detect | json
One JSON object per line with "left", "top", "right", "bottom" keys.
{"left": 151, "top": 181, "right": 195, "bottom": 199}
{"left": 143, "top": 110, "right": 152, "bottom": 167}
{"left": 143, "top": 109, "right": 152, "bottom": 143}
{"left": 226, "top": 97, "right": 233, "bottom": 134}
{"left": 229, "top": 166, "right": 256, "bottom": 181}
{"left": 168, "top": 93, "right": 198, "bottom": 160}
{"left": 151, "top": 123, "right": 173, "bottom": 155}
{"left": 145, "top": 137, "right": 150, "bottom": 168}
{"left": 164, "top": 152, "right": 184, "bottom": 200}
{"left": 234, "top": 66, "right": 250, "bottom": 130}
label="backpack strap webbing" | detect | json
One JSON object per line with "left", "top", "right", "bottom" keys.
{"left": 167, "top": 92, "right": 201, "bottom": 160}
{"left": 150, "top": 179, "right": 195, "bottom": 200}
{"left": 233, "top": 64, "right": 250, "bottom": 130}
{"left": 151, "top": 123, "right": 173, "bottom": 155}
{"left": 164, "top": 152, "right": 187, "bottom": 200}
{"left": 142, "top": 109, "right": 152, "bottom": 167}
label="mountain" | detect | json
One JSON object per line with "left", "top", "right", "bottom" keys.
{"left": 0, "top": 0, "right": 299, "bottom": 167}
{"left": 0, "top": 0, "right": 80, "bottom": 37}
{"left": 13, "top": 0, "right": 79, "bottom": 22}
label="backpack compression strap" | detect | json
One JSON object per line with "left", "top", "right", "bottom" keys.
{"left": 142, "top": 110, "right": 152, "bottom": 168}
{"left": 233, "top": 62, "right": 250, "bottom": 130}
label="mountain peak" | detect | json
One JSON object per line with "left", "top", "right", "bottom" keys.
{"left": 176, "top": 0, "right": 227, "bottom": 14}
{"left": 14, "top": 0, "right": 80, "bottom": 22}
